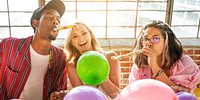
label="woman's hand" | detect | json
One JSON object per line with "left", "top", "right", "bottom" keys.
{"left": 143, "top": 47, "right": 158, "bottom": 68}
{"left": 170, "top": 85, "right": 190, "bottom": 93}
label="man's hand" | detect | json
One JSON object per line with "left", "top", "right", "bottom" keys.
{"left": 49, "top": 90, "right": 69, "bottom": 100}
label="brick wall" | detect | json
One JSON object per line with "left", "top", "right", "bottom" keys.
{"left": 115, "top": 47, "right": 200, "bottom": 89}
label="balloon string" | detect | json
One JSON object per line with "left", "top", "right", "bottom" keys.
{"left": 111, "top": 49, "right": 144, "bottom": 60}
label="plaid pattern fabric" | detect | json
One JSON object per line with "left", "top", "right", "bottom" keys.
{"left": 0, "top": 36, "right": 68, "bottom": 100}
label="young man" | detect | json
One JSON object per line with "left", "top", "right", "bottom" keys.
{"left": 0, "top": 0, "right": 68, "bottom": 99}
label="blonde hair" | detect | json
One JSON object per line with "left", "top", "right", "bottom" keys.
{"left": 64, "top": 21, "right": 103, "bottom": 63}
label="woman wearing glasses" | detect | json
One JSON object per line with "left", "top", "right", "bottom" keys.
{"left": 128, "top": 20, "right": 200, "bottom": 99}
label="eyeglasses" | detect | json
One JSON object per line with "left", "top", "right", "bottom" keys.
{"left": 141, "top": 36, "right": 163, "bottom": 44}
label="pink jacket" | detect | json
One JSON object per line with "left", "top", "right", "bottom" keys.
{"left": 129, "top": 54, "right": 200, "bottom": 92}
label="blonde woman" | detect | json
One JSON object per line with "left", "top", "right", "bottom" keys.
{"left": 64, "top": 22, "right": 121, "bottom": 99}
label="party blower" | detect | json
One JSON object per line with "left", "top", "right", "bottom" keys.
{"left": 53, "top": 25, "right": 79, "bottom": 31}
{"left": 111, "top": 49, "right": 144, "bottom": 60}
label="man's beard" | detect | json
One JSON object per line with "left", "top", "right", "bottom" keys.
{"left": 49, "top": 35, "right": 57, "bottom": 40}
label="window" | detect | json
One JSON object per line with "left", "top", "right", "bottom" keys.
{"left": 1, "top": 0, "right": 200, "bottom": 41}
{"left": 172, "top": 0, "right": 200, "bottom": 38}
{"left": 0, "top": 0, "right": 38, "bottom": 38}
{"left": 60, "top": 0, "right": 168, "bottom": 39}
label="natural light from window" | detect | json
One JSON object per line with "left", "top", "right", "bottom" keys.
{"left": 0, "top": 0, "right": 200, "bottom": 41}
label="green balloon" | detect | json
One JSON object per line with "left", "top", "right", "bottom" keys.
{"left": 77, "top": 51, "right": 110, "bottom": 86}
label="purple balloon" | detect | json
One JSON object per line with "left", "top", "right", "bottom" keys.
{"left": 176, "top": 92, "right": 197, "bottom": 100}
{"left": 64, "top": 86, "right": 107, "bottom": 100}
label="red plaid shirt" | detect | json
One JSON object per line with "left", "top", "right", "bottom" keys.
{"left": 0, "top": 36, "right": 68, "bottom": 100}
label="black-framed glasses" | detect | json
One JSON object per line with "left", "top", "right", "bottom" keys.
{"left": 141, "top": 36, "right": 163, "bottom": 44}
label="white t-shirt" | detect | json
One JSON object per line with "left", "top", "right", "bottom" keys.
{"left": 20, "top": 45, "right": 49, "bottom": 100}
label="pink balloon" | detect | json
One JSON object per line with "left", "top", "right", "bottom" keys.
{"left": 116, "top": 79, "right": 178, "bottom": 100}
{"left": 64, "top": 86, "right": 107, "bottom": 100}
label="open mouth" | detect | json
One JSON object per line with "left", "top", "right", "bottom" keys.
{"left": 53, "top": 28, "right": 58, "bottom": 31}
{"left": 53, "top": 25, "right": 59, "bottom": 32}
{"left": 79, "top": 41, "right": 87, "bottom": 46}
